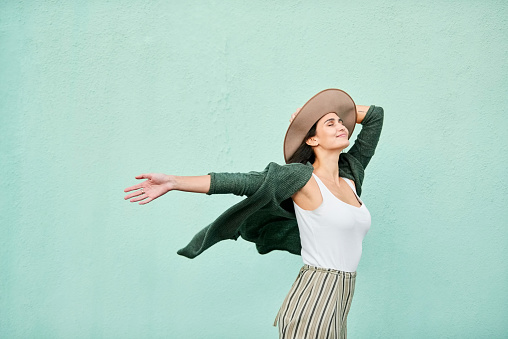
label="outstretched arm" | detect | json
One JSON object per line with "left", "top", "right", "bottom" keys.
{"left": 124, "top": 166, "right": 269, "bottom": 204}
{"left": 124, "top": 174, "right": 211, "bottom": 205}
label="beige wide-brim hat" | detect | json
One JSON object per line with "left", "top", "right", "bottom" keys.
{"left": 283, "top": 88, "right": 357, "bottom": 164}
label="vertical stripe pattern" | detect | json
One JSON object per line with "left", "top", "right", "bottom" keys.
{"left": 273, "top": 265, "right": 357, "bottom": 339}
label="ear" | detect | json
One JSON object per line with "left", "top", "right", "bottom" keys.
{"left": 306, "top": 137, "right": 318, "bottom": 147}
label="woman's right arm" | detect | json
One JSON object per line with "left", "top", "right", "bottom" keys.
{"left": 124, "top": 166, "right": 269, "bottom": 205}
{"left": 124, "top": 173, "right": 211, "bottom": 205}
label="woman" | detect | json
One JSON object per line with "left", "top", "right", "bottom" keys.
{"left": 124, "top": 89, "right": 384, "bottom": 338}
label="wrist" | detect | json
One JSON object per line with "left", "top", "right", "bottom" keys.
{"left": 355, "top": 105, "right": 370, "bottom": 124}
{"left": 165, "top": 175, "right": 178, "bottom": 191}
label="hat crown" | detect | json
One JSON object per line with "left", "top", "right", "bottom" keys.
{"left": 283, "top": 89, "right": 357, "bottom": 163}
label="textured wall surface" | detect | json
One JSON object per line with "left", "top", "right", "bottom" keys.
{"left": 1, "top": 1, "right": 507, "bottom": 338}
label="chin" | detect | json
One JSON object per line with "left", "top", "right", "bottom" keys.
{"left": 330, "top": 143, "right": 349, "bottom": 154}
{"left": 324, "top": 140, "right": 350, "bottom": 153}
{"left": 339, "top": 140, "right": 350, "bottom": 148}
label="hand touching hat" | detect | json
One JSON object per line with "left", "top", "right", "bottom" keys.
{"left": 283, "top": 89, "right": 357, "bottom": 163}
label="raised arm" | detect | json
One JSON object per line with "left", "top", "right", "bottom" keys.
{"left": 355, "top": 105, "right": 370, "bottom": 124}
{"left": 346, "top": 105, "right": 384, "bottom": 169}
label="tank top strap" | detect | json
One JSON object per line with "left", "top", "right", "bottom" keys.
{"left": 313, "top": 173, "right": 363, "bottom": 204}
{"left": 311, "top": 173, "right": 335, "bottom": 199}
{"left": 343, "top": 178, "right": 363, "bottom": 205}
{"left": 342, "top": 178, "right": 359, "bottom": 197}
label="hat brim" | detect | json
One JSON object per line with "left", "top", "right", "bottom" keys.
{"left": 283, "top": 88, "right": 357, "bottom": 164}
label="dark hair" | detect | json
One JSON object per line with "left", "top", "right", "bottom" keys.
{"left": 287, "top": 121, "right": 318, "bottom": 164}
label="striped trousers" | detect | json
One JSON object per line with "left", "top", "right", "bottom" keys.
{"left": 273, "top": 264, "right": 357, "bottom": 339}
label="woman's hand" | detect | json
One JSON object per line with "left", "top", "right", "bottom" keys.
{"left": 124, "top": 173, "right": 175, "bottom": 205}
{"left": 289, "top": 107, "right": 302, "bottom": 123}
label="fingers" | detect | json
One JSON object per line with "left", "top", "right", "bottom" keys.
{"left": 124, "top": 183, "right": 144, "bottom": 193}
{"left": 124, "top": 174, "right": 152, "bottom": 193}
{"left": 135, "top": 173, "right": 152, "bottom": 180}
{"left": 138, "top": 197, "right": 153, "bottom": 205}
{"left": 129, "top": 192, "right": 149, "bottom": 203}
{"left": 289, "top": 107, "right": 302, "bottom": 123}
{"left": 124, "top": 174, "right": 156, "bottom": 204}
{"left": 124, "top": 189, "right": 144, "bottom": 200}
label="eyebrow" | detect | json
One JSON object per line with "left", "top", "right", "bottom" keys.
{"left": 323, "top": 117, "right": 343, "bottom": 124}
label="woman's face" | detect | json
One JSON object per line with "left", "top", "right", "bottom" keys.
{"left": 306, "top": 112, "right": 350, "bottom": 152}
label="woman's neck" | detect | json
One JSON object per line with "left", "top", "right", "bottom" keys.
{"left": 312, "top": 151, "right": 342, "bottom": 184}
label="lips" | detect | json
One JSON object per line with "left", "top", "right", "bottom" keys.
{"left": 336, "top": 134, "right": 347, "bottom": 138}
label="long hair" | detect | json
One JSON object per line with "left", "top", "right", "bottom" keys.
{"left": 287, "top": 121, "right": 318, "bottom": 164}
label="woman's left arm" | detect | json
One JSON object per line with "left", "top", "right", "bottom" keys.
{"left": 347, "top": 105, "right": 384, "bottom": 170}
{"left": 355, "top": 105, "right": 370, "bottom": 124}
{"left": 288, "top": 104, "right": 384, "bottom": 170}
{"left": 290, "top": 105, "right": 371, "bottom": 124}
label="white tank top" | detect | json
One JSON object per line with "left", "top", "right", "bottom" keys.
{"left": 293, "top": 173, "right": 372, "bottom": 272}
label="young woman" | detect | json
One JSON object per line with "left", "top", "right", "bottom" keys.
{"left": 124, "top": 89, "right": 384, "bottom": 338}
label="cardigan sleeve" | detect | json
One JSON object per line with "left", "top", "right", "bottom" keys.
{"left": 206, "top": 165, "right": 269, "bottom": 197}
{"left": 178, "top": 162, "right": 312, "bottom": 259}
{"left": 346, "top": 105, "right": 384, "bottom": 170}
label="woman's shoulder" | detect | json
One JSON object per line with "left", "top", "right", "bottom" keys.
{"left": 266, "top": 161, "right": 314, "bottom": 180}
{"left": 268, "top": 161, "right": 313, "bottom": 172}
{"left": 261, "top": 161, "right": 314, "bottom": 195}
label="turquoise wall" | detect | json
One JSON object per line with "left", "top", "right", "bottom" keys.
{"left": 1, "top": 1, "right": 507, "bottom": 338}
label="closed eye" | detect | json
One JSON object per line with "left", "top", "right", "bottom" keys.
{"left": 324, "top": 118, "right": 344, "bottom": 125}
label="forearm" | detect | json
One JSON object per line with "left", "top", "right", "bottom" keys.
{"left": 355, "top": 105, "right": 370, "bottom": 124}
{"left": 347, "top": 105, "right": 384, "bottom": 169}
{"left": 173, "top": 175, "right": 211, "bottom": 194}
{"left": 207, "top": 167, "right": 269, "bottom": 196}
{"left": 172, "top": 166, "right": 267, "bottom": 197}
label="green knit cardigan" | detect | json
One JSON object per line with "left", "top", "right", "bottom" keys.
{"left": 177, "top": 105, "right": 384, "bottom": 259}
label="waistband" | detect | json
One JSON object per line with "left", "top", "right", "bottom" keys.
{"left": 301, "top": 264, "right": 357, "bottom": 278}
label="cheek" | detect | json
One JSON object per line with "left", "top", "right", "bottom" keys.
{"left": 324, "top": 131, "right": 340, "bottom": 143}
{"left": 316, "top": 126, "right": 340, "bottom": 140}
{"left": 323, "top": 127, "right": 336, "bottom": 137}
